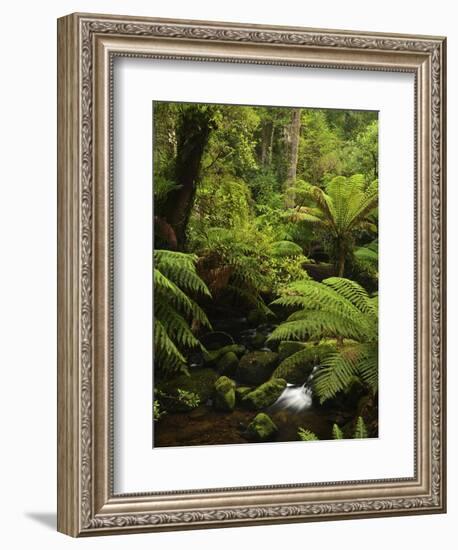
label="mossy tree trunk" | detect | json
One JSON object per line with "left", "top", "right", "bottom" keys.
{"left": 284, "top": 107, "right": 301, "bottom": 208}
{"left": 163, "top": 106, "right": 215, "bottom": 249}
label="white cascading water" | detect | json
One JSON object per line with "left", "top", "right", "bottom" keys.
{"left": 269, "top": 368, "right": 318, "bottom": 413}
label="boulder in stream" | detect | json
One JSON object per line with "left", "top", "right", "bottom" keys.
{"left": 277, "top": 341, "right": 308, "bottom": 361}
{"left": 273, "top": 341, "right": 337, "bottom": 385}
{"left": 157, "top": 368, "right": 218, "bottom": 412}
{"left": 237, "top": 351, "right": 279, "bottom": 385}
{"left": 204, "top": 344, "right": 246, "bottom": 365}
{"left": 242, "top": 378, "right": 287, "bottom": 410}
{"left": 213, "top": 376, "right": 236, "bottom": 411}
{"left": 251, "top": 332, "right": 267, "bottom": 350}
{"left": 215, "top": 351, "right": 239, "bottom": 377}
{"left": 246, "top": 413, "right": 278, "bottom": 441}
{"left": 235, "top": 386, "right": 253, "bottom": 403}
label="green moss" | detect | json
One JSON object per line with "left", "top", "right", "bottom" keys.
{"left": 242, "top": 379, "right": 286, "bottom": 409}
{"left": 204, "top": 344, "right": 246, "bottom": 364}
{"left": 235, "top": 386, "right": 253, "bottom": 403}
{"left": 251, "top": 332, "right": 267, "bottom": 350}
{"left": 237, "top": 351, "right": 279, "bottom": 385}
{"left": 214, "top": 376, "right": 236, "bottom": 411}
{"left": 247, "top": 309, "right": 268, "bottom": 326}
{"left": 246, "top": 413, "right": 278, "bottom": 441}
{"left": 277, "top": 341, "right": 308, "bottom": 361}
{"left": 215, "top": 351, "right": 239, "bottom": 377}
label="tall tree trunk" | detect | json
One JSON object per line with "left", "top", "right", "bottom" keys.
{"left": 337, "top": 245, "right": 346, "bottom": 277}
{"left": 163, "top": 107, "right": 214, "bottom": 249}
{"left": 260, "top": 120, "right": 274, "bottom": 168}
{"left": 284, "top": 108, "right": 301, "bottom": 208}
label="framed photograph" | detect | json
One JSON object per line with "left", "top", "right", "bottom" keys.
{"left": 57, "top": 13, "right": 446, "bottom": 536}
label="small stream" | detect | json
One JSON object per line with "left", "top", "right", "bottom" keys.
{"left": 155, "top": 316, "right": 345, "bottom": 447}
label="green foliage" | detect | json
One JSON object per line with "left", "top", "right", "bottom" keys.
{"left": 176, "top": 389, "right": 201, "bottom": 409}
{"left": 344, "top": 120, "right": 379, "bottom": 180}
{"left": 332, "top": 423, "right": 344, "bottom": 439}
{"left": 153, "top": 102, "right": 379, "bottom": 435}
{"left": 269, "top": 277, "right": 378, "bottom": 403}
{"left": 353, "top": 416, "right": 368, "bottom": 439}
{"left": 191, "top": 219, "right": 308, "bottom": 313}
{"left": 290, "top": 175, "right": 378, "bottom": 275}
{"left": 354, "top": 239, "right": 378, "bottom": 276}
{"left": 297, "top": 109, "right": 343, "bottom": 185}
{"left": 191, "top": 226, "right": 272, "bottom": 313}
{"left": 191, "top": 176, "right": 252, "bottom": 232}
{"left": 154, "top": 177, "right": 181, "bottom": 210}
{"left": 154, "top": 250, "right": 211, "bottom": 376}
{"left": 272, "top": 341, "right": 336, "bottom": 381}
{"left": 153, "top": 399, "right": 165, "bottom": 422}
{"left": 297, "top": 419, "right": 368, "bottom": 442}
{"left": 202, "top": 105, "right": 261, "bottom": 179}
{"left": 297, "top": 428, "right": 319, "bottom": 441}
{"left": 270, "top": 240, "right": 303, "bottom": 258}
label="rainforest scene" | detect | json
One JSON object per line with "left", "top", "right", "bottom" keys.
{"left": 153, "top": 101, "right": 379, "bottom": 447}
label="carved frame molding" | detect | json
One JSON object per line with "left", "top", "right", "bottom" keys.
{"left": 57, "top": 13, "right": 446, "bottom": 536}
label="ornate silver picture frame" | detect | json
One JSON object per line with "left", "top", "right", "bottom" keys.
{"left": 57, "top": 12, "right": 446, "bottom": 536}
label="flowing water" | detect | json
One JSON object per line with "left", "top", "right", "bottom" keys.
{"left": 156, "top": 319, "right": 337, "bottom": 447}
{"left": 269, "top": 383, "right": 313, "bottom": 413}
{"left": 269, "top": 367, "right": 318, "bottom": 414}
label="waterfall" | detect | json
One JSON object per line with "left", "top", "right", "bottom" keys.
{"left": 269, "top": 368, "right": 317, "bottom": 413}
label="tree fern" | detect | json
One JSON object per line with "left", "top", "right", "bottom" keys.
{"left": 269, "top": 277, "right": 378, "bottom": 403}
{"left": 154, "top": 249, "right": 211, "bottom": 377}
{"left": 354, "top": 239, "right": 378, "bottom": 280}
{"left": 289, "top": 175, "right": 378, "bottom": 276}
{"left": 191, "top": 226, "right": 274, "bottom": 314}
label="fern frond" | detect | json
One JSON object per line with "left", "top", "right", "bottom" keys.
{"left": 332, "top": 424, "right": 344, "bottom": 439}
{"left": 155, "top": 268, "right": 211, "bottom": 327}
{"left": 353, "top": 416, "right": 368, "bottom": 439}
{"left": 269, "top": 310, "right": 370, "bottom": 342}
{"left": 356, "top": 345, "right": 378, "bottom": 392}
{"left": 298, "top": 428, "right": 319, "bottom": 441}
{"left": 154, "top": 249, "right": 212, "bottom": 377}
{"left": 313, "top": 345, "right": 364, "bottom": 403}
{"left": 154, "top": 320, "right": 186, "bottom": 374}
{"left": 278, "top": 278, "right": 373, "bottom": 326}
{"left": 155, "top": 249, "right": 211, "bottom": 297}
{"left": 155, "top": 302, "right": 202, "bottom": 350}
{"left": 322, "top": 277, "right": 375, "bottom": 316}
{"left": 270, "top": 240, "right": 303, "bottom": 257}
{"left": 272, "top": 342, "right": 336, "bottom": 379}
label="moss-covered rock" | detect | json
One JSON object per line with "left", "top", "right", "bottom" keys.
{"left": 272, "top": 341, "right": 337, "bottom": 384}
{"left": 247, "top": 308, "right": 268, "bottom": 326}
{"left": 235, "top": 386, "right": 253, "bottom": 403}
{"left": 157, "top": 368, "right": 218, "bottom": 412}
{"left": 237, "top": 351, "right": 279, "bottom": 385}
{"left": 204, "top": 344, "right": 246, "bottom": 364}
{"left": 200, "top": 331, "right": 235, "bottom": 350}
{"left": 215, "top": 351, "right": 239, "bottom": 377}
{"left": 277, "top": 341, "right": 308, "bottom": 361}
{"left": 246, "top": 413, "right": 278, "bottom": 441}
{"left": 242, "top": 378, "right": 287, "bottom": 409}
{"left": 251, "top": 332, "right": 267, "bottom": 350}
{"left": 214, "top": 376, "right": 236, "bottom": 411}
